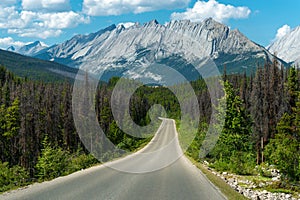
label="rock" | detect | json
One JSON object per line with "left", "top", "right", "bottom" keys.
{"left": 285, "top": 194, "right": 292, "bottom": 199}
{"left": 228, "top": 178, "right": 234, "bottom": 182}
{"left": 206, "top": 166, "right": 299, "bottom": 200}
{"left": 231, "top": 184, "right": 238, "bottom": 190}
{"left": 258, "top": 182, "right": 265, "bottom": 187}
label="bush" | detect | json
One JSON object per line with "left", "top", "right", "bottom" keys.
{"left": 35, "top": 138, "right": 99, "bottom": 181}
{"left": 210, "top": 152, "right": 255, "bottom": 175}
{"left": 66, "top": 154, "right": 98, "bottom": 174}
{"left": 0, "top": 161, "right": 29, "bottom": 192}
{"left": 35, "top": 139, "right": 69, "bottom": 181}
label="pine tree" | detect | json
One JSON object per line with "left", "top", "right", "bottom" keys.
{"left": 211, "top": 81, "right": 253, "bottom": 174}
{"left": 2, "top": 98, "right": 20, "bottom": 138}
{"left": 265, "top": 68, "right": 300, "bottom": 181}
{"left": 265, "top": 92, "right": 300, "bottom": 181}
{"left": 287, "top": 67, "right": 299, "bottom": 110}
{"left": 250, "top": 68, "right": 264, "bottom": 164}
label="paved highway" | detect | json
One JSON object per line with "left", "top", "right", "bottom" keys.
{"left": 1, "top": 119, "right": 226, "bottom": 200}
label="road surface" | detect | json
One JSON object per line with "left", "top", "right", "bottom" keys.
{"left": 1, "top": 119, "right": 226, "bottom": 200}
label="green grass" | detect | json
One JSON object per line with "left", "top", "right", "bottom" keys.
{"left": 187, "top": 156, "right": 249, "bottom": 200}
{"left": 241, "top": 175, "right": 272, "bottom": 183}
{"left": 267, "top": 188, "right": 293, "bottom": 194}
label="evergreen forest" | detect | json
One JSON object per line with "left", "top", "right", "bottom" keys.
{"left": 0, "top": 60, "right": 299, "bottom": 194}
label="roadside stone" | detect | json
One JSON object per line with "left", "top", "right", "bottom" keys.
{"left": 202, "top": 165, "right": 300, "bottom": 200}
{"left": 259, "top": 182, "right": 265, "bottom": 187}
{"left": 251, "top": 194, "right": 259, "bottom": 199}
{"left": 203, "top": 160, "right": 209, "bottom": 165}
{"left": 285, "top": 194, "right": 292, "bottom": 199}
{"left": 272, "top": 176, "right": 279, "bottom": 181}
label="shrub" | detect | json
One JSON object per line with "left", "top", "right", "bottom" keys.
{"left": 35, "top": 137, "right": 69, "bottom": 181}
{"left": 0, "top": 161, "right": 29, "bottom": 192}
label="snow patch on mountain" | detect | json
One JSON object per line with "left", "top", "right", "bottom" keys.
{"left": 118, "top": 22, "right": 135, "bottom": 29}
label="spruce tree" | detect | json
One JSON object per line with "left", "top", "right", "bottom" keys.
{"left": 266, "top": 68, "right": 300, "bottom": 181}
{"left": 211, "top": 81, "right": 253, "bottom": 174}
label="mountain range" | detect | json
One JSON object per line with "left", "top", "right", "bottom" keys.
{"left": 5, "top": 18, "right": 298, "bottom": 82}
{"left": 268, "top": 26, "right": 300, "bottom": 65}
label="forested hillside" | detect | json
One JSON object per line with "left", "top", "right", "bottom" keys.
{"left": 0, "top": 50, "right": 78, "bottom": 82}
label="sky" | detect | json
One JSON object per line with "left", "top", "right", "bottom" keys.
{"left": 0, "top": 0, "right": 299, "bottom": 49}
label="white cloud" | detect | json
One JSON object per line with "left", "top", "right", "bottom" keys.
{"left": 83, "top": 0, "right": 190, "bottom": 16}
{"left": 275, "top": 24, "right": 291, "bottom": 41}
{"left": 0, "top": 4, "right": 90, "bottom": 39}
{"left": 0, "top": 6, "right": 12, "bottom": 24}
{"left": 22, "top": 0, "right": 71, "bottom": 12}
{"left": 0, "top": 37, "right": 27, "bottom": 49}
{"left": 22, "top": 0, "right": 42, "bottom": 11}
{"left": 8, "top": 29, "right": 63, "bottom": 39}
{"left": 118, "top": 22, "right": 135, "bottom": 29}
{"left": 41, "top": 0, "right": 70, "bottom": 11}
{"left": 36, "top": 11, "right": 90, "bottom": 29}
{"left": 1, "top": 0, "right": 17, "bottom": 6}
{"left": 171, "top": 0, "right": 251, "bottom": 23}
{"left": 2, "top": 10, "right": 88, "bottom": 30}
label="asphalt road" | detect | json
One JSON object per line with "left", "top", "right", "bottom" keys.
{"left": 1, "top": 119, "right": 226, "bottom": 200}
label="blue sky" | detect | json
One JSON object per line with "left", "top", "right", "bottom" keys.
{"left": 0, "top": 0, "right": 299, "bottom": 49}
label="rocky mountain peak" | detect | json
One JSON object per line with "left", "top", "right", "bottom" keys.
{"left": 268, "top": 25, "right": 300, "bottom": 64}
{"left": 9, "top": 41, "right": 48, "bottom": 57}
{"left": 7, "top": 46, "right": 15, "bottom": 52}
{"left": 144, "top": 19, "right": 159, "bottom": 27}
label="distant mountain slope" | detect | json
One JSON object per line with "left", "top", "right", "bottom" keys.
{"left": 31, "top": 18, "right": 285, "bottom": 82}
{"left": 7, "top": 41, "right": 48, "bottom": 57}
{"left": 268, "top": 26, "right": 300, "bottom": 64}
{"left": 0, "top": 49, "right": 78, "bottom": 82}
{"left": 17, "top": 41, "right": 48, "bottom": 56}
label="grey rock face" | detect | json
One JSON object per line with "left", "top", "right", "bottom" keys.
{"left": 268, "top": 26, "right": 300, "bottom": 64}
{"left": 31, "top": 19, "right": 282, "bottom": 82}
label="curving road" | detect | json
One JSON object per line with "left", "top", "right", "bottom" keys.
{"left": 1, "top": 119, "right": 226, "bottom": 200}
